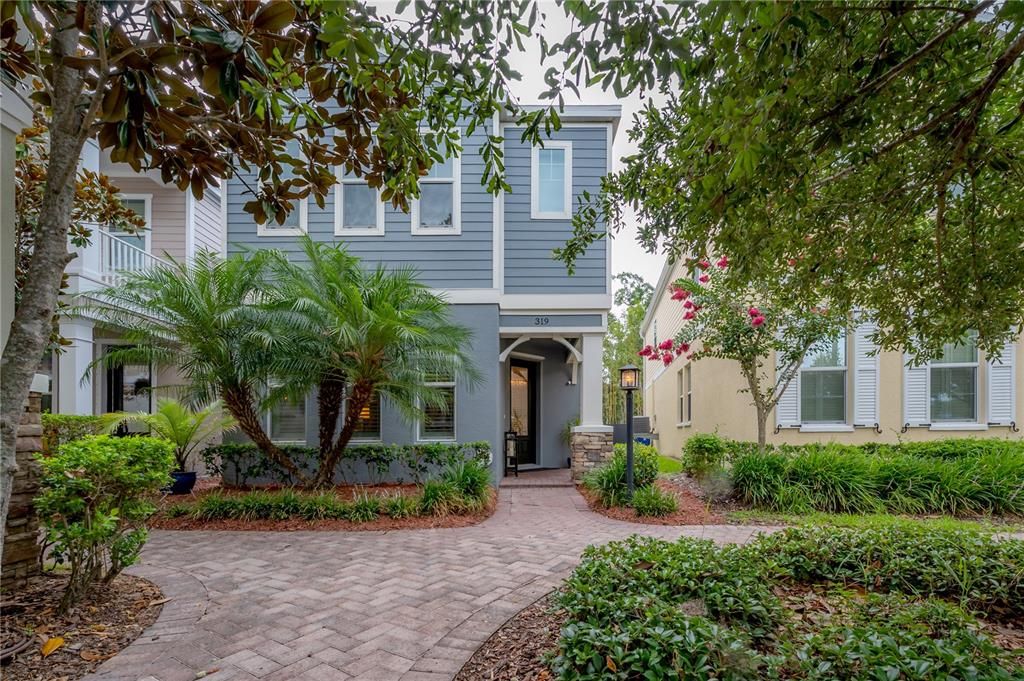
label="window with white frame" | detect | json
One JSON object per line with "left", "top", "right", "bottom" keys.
{"left": 108, "top": 195, "right": 151, "bottom": 272}
{"left": 335, "top": 171, "right": 384, "bottom": 236}
{"left": 411, "top": 153, "right": 460, "bottom": 234}
{"left": 348, "top": 389, "right": 382, "bottom": 441}
{"left": 258, "top": 141, "right": 307, "bottom": 236}
{"left": 419, "top": 374, "right": 456, "bottom": 441}
{"left": 800, "top": 332, "right": 847, "bottom": 423}
{"left": 930, "top": 332, "right": 978, "bottom": 422}
{"left": 678, "top": 365, "right": 692, "bottom": 424}
{"left": 267, "top": 393, "right": 306, "bottom": 443}
{"left": 531, "top": 141, "right": 572, "bottom": 219}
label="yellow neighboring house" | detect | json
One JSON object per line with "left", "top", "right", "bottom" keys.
{"left": 640, "top": 258, "right": 1023, "bottom": 457}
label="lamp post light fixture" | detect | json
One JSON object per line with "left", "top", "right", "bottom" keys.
{"left": 619, "top": 364, "right": 640, "bottom": 497}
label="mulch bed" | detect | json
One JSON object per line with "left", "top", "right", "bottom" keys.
{"left": 454, "top": 593, "right": 564, "bottom": 681}
{"left": 578, "top": 479, "right": 724, "bottom": 525}
{"left": 1, "top": 573, "right": 165, "bottom": 680}
{"left": 148, "top": 485, "right": 497, "bottom": 532}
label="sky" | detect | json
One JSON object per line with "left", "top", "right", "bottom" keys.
{"left": 506, "top": 3, "right": 667, "bottom": 294}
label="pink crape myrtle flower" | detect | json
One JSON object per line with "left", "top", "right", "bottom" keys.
{"left": 683, "top": 300, "right": 694, "bottom": 310}
{"left": 748, "top": 306, "right": 760, "bottom": 317}
{"left": 698, "top": 259, "right": 711, "bottom": 270}
{"left": 638, "top": 345, "right": 653, "bottom": 358}
{"left": 716, "top": 256, "right": 729, "bottom": 269}
{"left": 751, "top": 315, "right": 766, "bottom": 327}
{"left": 662, "top": 352, "right": 674, "bottom": 366}
{"left": 671, "top": 289, "right": 686, "bottom": 301}
{"left": 698, "top": 274, "right": 710, "bottom": 284}
{"left": 658, "top": 338, "right": 674, "bottom": 351}
{"left": 684, "top": 311, "right": 695, "bottom": 320}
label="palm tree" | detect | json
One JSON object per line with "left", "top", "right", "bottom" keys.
{"left": 106, "top": 398, "right": 237, "bottom": 472}
{"left": 271, "top": 237, "right": 481, "bottom": 487}
{"left": 85, "top": 250, "right": 311, "bottom": 483}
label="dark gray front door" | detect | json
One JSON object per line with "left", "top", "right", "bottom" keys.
{"left": 509, "top": 359, "right": 538, "bottom": 465}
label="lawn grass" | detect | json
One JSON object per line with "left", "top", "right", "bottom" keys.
{"left": 657, "top": 455, "right": 683, "bottom": 474}
{"left": 727, "top": 509, "right": 1024, "bottom": 533}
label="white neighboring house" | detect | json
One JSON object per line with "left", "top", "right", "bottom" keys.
{"left": 0, "top": 81, "right": 227, "bottom": 419}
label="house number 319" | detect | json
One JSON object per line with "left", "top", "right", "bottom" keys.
{"left": 533, "top": 316, "right": 550, "bottom": 326}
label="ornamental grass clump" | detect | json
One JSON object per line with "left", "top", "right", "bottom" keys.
{"left": 582, "top": 443, "right": 660, "bottom": 508}
{"left": 553, "top": 526, "right": 1024, "bottom": 680}
{"left": 630, "top": 485, "right": 679, "bottom": 517}
{"left": 35, "top": 435, "right": 174, "bottom": 612}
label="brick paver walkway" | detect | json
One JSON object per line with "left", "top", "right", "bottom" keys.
{"left": 86, "top": 486, "right": 775, "bottom": 681}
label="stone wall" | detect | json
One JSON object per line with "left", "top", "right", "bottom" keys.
{"left": 2, "top": 392, "right": 42, "bottom": 586}
{"left": 570, "top": 430, "right": 613, "bottom": 481}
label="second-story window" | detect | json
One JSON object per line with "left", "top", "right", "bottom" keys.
{"left": 335, "top": 172, "right": 385, "bottom": 236}
{"left": 800, "top": 332, "right": 847, "bottom": 424}
{"left": 930, "top": 332, "right": 978, "bottom": 422}
{"left": 411, "top": 154, "right": 461, "bottom": 235}
{"left": 531, "top": 141, "right": 572, "bottom": 219}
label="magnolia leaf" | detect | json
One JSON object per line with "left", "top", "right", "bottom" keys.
{"left": 253, "top": 1, "right": 296, "bottom": 33}
{"left": 606, "top": 655, "right": 617, "bottom": 672}
{"left": 41, "top": 636, "right": 64, "bottom": 657}
{"left": 80, "top": 650, "right": 105, "bottom": 661}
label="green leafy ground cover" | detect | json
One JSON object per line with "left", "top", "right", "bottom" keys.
{"left": 553, "top": 526, "right": 1024, "bottom": 680}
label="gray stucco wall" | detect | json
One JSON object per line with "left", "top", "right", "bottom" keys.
{"left": 224, "top": 128, "right": 494, "bottom": 289}
{"left": 502, "top": 126, "right": 609, "bottom": 294}
{"left": 500, "top": 338, "right": 580, "bottom": 470}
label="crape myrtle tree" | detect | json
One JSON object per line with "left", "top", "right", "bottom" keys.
{"left": 0, "top": 0, "right": 557, "bottom": 559}
{"left": 603, "top": 273, "right": 652, "bottom": 424}
{"left": 638, "top": 257, "right": 844, "bottom": 450}
{"left": 549, "top": 1, "right": 1024, "bottom": 362}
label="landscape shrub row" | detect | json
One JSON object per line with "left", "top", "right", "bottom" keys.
{"left": 553, "top": 526, "right": 1024, "bottom": 680}
{"left": 170, "top": 459, "right": 493, "bottom": 522}
{"left": 581, "top": 443, "right": 678, "bottom": 516}
{"left": 731, "top": 443, "right": 1024, "bottom": 515}
{"left": 201, "top": 440, "right": 491, "bottom": 487}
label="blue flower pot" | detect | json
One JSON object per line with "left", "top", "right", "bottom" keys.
{"left": 168, "top": 471, "right": 197, "bottom": 495}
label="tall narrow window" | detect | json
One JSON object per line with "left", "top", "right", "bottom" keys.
{"left": 335, "top": 171, "right": 384, "bottom": 236}
{"left": 419, "top": 374, "right": 456, "bottom": 441}
{"left": 411, "top": 155, "right": 461, "bottom": 234}
{"left": 800, "top": 332, "right": 847, "bottom": 423}
{"left": 107, "top": 196, "right": 150, "bottom": 272}
{"left": 268, "top": 394, "right": 306, "bottom": 443}
{"left": 348, "top": 390, "right": 382, "bottom": 441}
{"left": 930, "top": 332, "right": 978, "bottom": 422}
{"left": 678, "top": 365, "right": 692, "bottom": 424}
{"left": 531, "top": 142, "right": 572, "bottom": 219}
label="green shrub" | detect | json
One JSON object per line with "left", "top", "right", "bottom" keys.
{"left": 35, "top": 435, "right": 174, "bottom": 612}
{"left": 731, "top": 442, "right": 1024, "bottom": 516}
{"left": 582, "top": 443, "right": 660, "bottom": 507}
{"left": 440, "top": 459, "right": 491, "bottom": 507}
{"left": 554, "top": 527, "right": 1024, "bottom": 680}
{"left": 383, "top": 493, "right": 419, "bottom": 519}
{"left": 420, "top": 479, "right": 461, "bottom": 516}
{"left": 346, "top": 490, "right": 381, "bottom": 522}
{"left": 630, "top": 485, "right": 679, "bottom": 516}
{"left": 682, "top": 433, "right": 729, "bottom": 477}
{"left": 40, "top": 413, "right": 105, "bottom": 455}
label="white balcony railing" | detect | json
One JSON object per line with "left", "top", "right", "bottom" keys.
{"left": 97, "top": 228, "right": 167, "bottom": 284}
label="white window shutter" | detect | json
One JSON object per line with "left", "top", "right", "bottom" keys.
{"left": 853, "top": 322, "right": 879, "bottom": 426}
{"left": 903, "top": 354, "right": 929, "bottom": 426}
{"left": 987, "top": 341, "right": 1016, "bottom": 425}
{"left": 776, "top": 367, "right": 800, "bottom": 428}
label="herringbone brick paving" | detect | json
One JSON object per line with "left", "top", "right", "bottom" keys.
{"left": 84, "top": 486, "right": 775, "bottom": 681}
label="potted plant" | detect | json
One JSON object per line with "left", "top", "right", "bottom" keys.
{"left": 108, "top": 398, "right": 237, "bottom": 494}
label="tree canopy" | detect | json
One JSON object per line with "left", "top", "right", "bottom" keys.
{"left": 550, "top": 1, "right": 1024, "bottom": 361}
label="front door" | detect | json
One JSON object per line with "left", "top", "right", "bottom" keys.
{"left": 509, "top": 359, "right": 538, "bottom": 466}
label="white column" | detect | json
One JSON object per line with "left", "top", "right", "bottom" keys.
{"left": 575, "top": 332, "right": 610, "bottom": 432}
{"left": 57, "top": 318, "right": 96, "bottom": 415}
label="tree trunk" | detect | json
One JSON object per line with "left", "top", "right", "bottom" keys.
{"left": 755, "top": 406, "right": 768, "bottom": 452}
{"left": 315, "top": 380, "right": 372, "bottom": 488}
{"left": 1, "top": 8, "right": 85, "bottom": 567}
{"left": 316, "top": 375, "right": 345, "bottom": 458}
{"left": 221, "top": 385, "right": 310, "bottom": 485}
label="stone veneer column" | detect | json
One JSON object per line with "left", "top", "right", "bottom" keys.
{"left": 570, "top": 430, "right": 613, "bottom": 481}
{"left": 2, "top": 392, "right": 43, "bottom": 587}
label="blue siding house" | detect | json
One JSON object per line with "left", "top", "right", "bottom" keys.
{"left": 224, "top": 105, "right": 620, "bottom": 481}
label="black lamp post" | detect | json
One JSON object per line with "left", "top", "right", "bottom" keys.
{"left": 619, "top": 364, "right": 640, "bottom": 497}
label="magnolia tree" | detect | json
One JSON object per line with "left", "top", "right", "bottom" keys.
{"left": 638, "top": 258, "right": 845, "bottom": 449}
